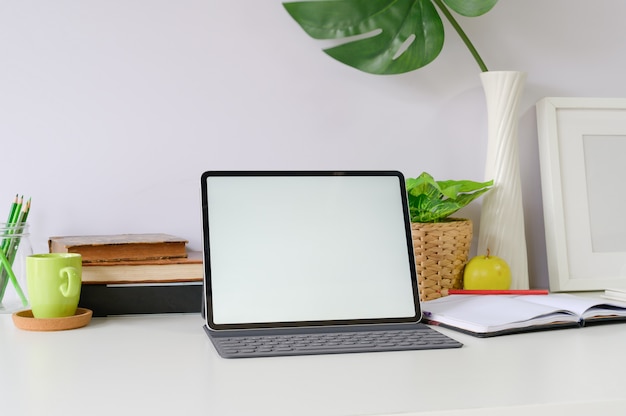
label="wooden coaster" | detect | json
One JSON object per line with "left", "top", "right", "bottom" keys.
{"left": 12, "top": 308, "right": 93, "bottom": 331}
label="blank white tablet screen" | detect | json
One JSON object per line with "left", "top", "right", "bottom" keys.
{"left": 205, "top": 174, "right": 417, "bottom": 325}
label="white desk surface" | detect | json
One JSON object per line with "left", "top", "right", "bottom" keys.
{"left": 2, "top": 312, "right": 626, "bottom": 416}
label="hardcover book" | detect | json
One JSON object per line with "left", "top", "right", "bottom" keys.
{"left": 81, "top": 251, "right": 203, "bottom": 284}
{"left": 48, "top": 233, "right": 188, "bottom": 263}
{"left": 79, "top": 282, "right": 203, "bottom": 316}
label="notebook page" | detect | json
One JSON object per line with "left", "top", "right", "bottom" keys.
{"left": 517, "top": 294, "right": 626, "bottom": 320}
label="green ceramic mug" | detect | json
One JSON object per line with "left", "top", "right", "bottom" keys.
{"left": 26, "top": 253, "right": 82, "bottom": 318}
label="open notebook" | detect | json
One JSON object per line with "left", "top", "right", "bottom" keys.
{"left": 422, "top": 293, "right": 626, "bottom": 337}
{"left": 199, "top": 171, "right": 462, "bottom": 358}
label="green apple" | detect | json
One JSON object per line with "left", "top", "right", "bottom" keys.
{"left": 463, "top": 250, "right": 512, "bottom": 290}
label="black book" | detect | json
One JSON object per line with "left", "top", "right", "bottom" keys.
{"left": 79, "top": 282, "right": 202, "bottom": 317}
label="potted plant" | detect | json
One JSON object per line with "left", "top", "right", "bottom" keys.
{"left": 406, "top": 172, "right": 492, "bottom": 301}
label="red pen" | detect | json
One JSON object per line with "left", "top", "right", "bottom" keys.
{"left": 446, "top": 289, "right": 549, "bottom": 295}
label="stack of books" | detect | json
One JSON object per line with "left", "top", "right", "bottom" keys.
{"left": 48, "top": 234, "right": 204, "bottom": 316}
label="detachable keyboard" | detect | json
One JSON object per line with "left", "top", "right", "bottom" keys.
{"left": 205, "top": 324, "right": 462, "bottom": 358}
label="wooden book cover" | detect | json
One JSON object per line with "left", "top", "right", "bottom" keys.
{"left": 48, "top": 233, "right": 188, "bottom": 263}
{"left": 81, "top": 251, "right": 204, "bottom": 284}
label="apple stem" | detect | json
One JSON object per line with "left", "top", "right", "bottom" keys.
{"left": 486, "top": 248, "right": 490, "bottom": 258}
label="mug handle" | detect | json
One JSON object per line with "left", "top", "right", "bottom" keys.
{"left": 59, "top": 266, "right": 81, "bottom": 298}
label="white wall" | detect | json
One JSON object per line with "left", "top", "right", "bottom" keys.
{"left": 2, "top": 0, "right": 625, "bottom": 289}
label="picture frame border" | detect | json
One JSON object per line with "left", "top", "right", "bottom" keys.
{"left": 536, "top": 97, "right": 626, "bottom": 292}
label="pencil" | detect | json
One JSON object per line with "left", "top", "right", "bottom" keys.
{"left": 1, "top": 195, "right": 19, "bottom": 252}
{"left": 6, "top": 200, "right": 30, "bottom": 263}
{"left": 13, "top": 199, "right": 28, "bottom": 228}
{"left": 0, "top": 195, "right": 18, "bottom": 294}
{"left": 9, "top": 195, "right": 22, "bottom": 225}
{"left": 20, "top": 198, "right": 31, "bottom": 224}
{"left": 5, "top": 194, "right": 18, "bottom": 224}
{"left": 446, "top": 289, "right": 550, "bottom": 295}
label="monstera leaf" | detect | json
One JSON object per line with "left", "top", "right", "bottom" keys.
{"left": 283, "top": 0, "right": 498, "bottom": 75}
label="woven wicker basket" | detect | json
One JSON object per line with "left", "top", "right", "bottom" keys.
{"left": 411, "top": 218, "right": 473, "bottom": 302}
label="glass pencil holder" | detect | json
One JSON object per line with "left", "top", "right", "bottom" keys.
{"left": 0, "top": 223, "right": 32, "bottom": 313}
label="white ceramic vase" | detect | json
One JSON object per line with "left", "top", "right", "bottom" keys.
{"left": 477, "top": 71, "right": 529, "bottom": 290}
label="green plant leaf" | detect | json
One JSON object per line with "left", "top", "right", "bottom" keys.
{"left": 438, "top": 178, "right": 494, "bottom": 198}
{"left": 283, "top": 0, "right": 499, "bottom": 74}
{"left": 406, "top": 172, "right": 492, "bottom": 222}
{"left": 442, "top": 0, "right": 498, "bottom": 17}
{"left": 284, "top": 0, "right": 444, "bottom": 75}
{"left": 406, "top": 172, "right": 440, "bottom": 197}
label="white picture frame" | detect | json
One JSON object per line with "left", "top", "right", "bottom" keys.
{"left": 536, "top": 97, "right": 626, "bottom": 292}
